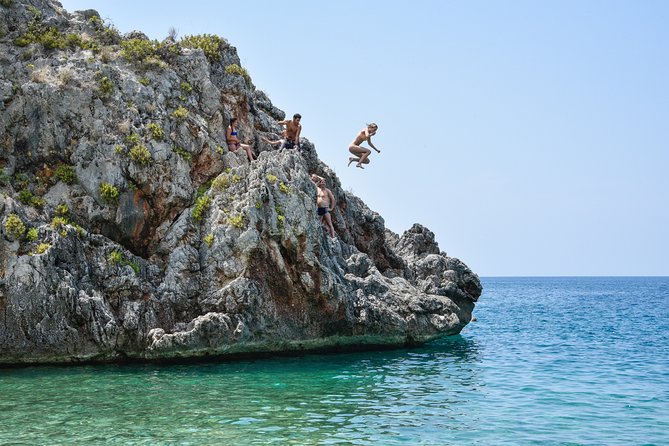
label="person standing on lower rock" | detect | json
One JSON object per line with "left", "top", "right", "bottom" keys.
{"left": 311, "top": 174, "right": 336, "bottom": 238}
{"left": 278, "top": 113, "right": 302, "bottom": 150}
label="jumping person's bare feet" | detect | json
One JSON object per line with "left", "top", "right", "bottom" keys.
{"left": 348, "top": 157, "right": 356, "bottom": 167}
{"left": 356, "top": 163, "right": 364, "bottom": 169}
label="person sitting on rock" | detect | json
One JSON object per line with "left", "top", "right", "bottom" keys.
{"left": 311, "top": 174, "right": 336, "bottom": 238}
{"left": 348, "top": 122, "right": 380, "bottom": 169}
{"left": 277, "top": 113, "right": 302, "bottom": 150}
{"left": 226, "top": 117, "right": 256, "bottom": 162}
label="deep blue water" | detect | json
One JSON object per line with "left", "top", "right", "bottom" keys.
{"left": 1, "top": 277, "right": 667, "bottom": 445}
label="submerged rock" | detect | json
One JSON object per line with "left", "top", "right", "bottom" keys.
{"left": 0, "top": 0, "right": 482, "bottom": 365}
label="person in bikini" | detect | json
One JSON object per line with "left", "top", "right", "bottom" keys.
{"left": 226, "top": 117, "right": 256, "bottom": 162}
{"left": 311, "top": 174, "right": 336, "bottom": 238}
{"left": 348, "top": 123, "right": 380, "bottom": 169}
{"left": 277, "top": 113, "right": 302, "bottom": 150}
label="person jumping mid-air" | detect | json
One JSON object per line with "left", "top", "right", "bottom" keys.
{"left": 348, "top": 123, "right": 380, "bottom": 169}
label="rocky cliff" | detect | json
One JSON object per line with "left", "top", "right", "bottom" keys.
{"left": 0, "top": 0, "right": 482, "bottom": 365}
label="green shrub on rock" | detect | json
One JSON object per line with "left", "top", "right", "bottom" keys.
{"left": 4, "top": 214, "right": 26, "bottom": 241}
{"left": 225, "top": 63, "right": 252, "bottom": 87}
{"left": 192, "top": 195, "right": 211, "bottom": 222}
{"left": 100, "top": 182, "right": 119, "bottom": 203}
{"left": 129, "top": 144, "right": 151, "bottom": 165}
{"left": 180, "top": 34, "right": 225, "bottom": 63}
{"left": 54, "top": 164, "right": 77, "bottom": 184}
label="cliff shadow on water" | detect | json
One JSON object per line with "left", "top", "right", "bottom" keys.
{"left": 0, "top": 0, "right": 481, "bottom": 365}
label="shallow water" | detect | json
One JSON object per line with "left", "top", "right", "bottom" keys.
{"left": 1, "top": 277, "right": 668, "bottom": 445}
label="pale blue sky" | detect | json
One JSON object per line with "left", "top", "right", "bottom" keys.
{"left": 59, "top": 0, "right": 669, "bottom": 276}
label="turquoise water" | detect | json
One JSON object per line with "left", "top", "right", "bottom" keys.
{"left": 1, "top": 277, "right": 668, "bottom": 445}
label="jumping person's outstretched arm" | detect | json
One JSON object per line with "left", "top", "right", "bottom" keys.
{"left": 367, "top": 133, "right": 380, "bottom": 153}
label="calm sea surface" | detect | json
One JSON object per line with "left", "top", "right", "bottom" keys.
{"left": 1, "top": 277, "right": 668, "bottom": 445}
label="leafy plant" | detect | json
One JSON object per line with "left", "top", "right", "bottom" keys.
{"left": 129, "top": 144, "right": 151, "bottom": 165}
{"left": 100, "top": 182, "right": 119, "bottom": 203}
{"left": 172, "top": 106, "right": 188, "bottom": 121}
{"left": 25, "top": 227, "right": 38, "bottom": 242}
{"left": 172, "top": 146, "right": 192, "bottom": 161}
{"left": 180, "top": 81, "right": 192, "bottom": 93}
{"left": 51, "top": 216, "right": 68, "bottom": 229}
{"left": 54, "top": 164, "right": 76, "bottom": 184}
{"left": 55, "top": 203, "right": 69, "bottom": 216}
{"left": 279, "top": 182, "right": 291, "bottom": 194}
{"left": 147, "top": 123, "right": 164, "bottom": 140}
{"left": 229, "top": 214, "right": 244, "bottom": 229}
{"left": 120, "top": 38, "right": 159, "bottom": 62}
{"left": 192, "top": 195, "right": 211, "bottom": 222}
{"left": 203, "top": 233, "right": 214, "bottom": 248}
{"left": 18, "top": 189, "right": 45, "bottom": 208}
{"left": 266, "top": 174, "right": 278, "bottom": 184}
{"left": 180, "top": 34, "right": 226, "bottom": 63}
{"left": 212, "top": 174, "right": 229, "bottom": 191}
{"left": 225, "top": 63, "right": 252, "bottom": 87}
{"left": 139, "top": 77, "right": 150, "bottom": 86}
{"left": 108, "top": 249, "right": 139, "bottom": 274}
{"left": 4, "top": 213, "right": 25, "bottom": 241}
{"left": 98, "top": 75, "right": 113, "bottom": 98}
{"left": 33, "top": 243, "right": 51, "bottom": 255}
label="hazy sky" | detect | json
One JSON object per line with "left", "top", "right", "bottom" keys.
{"left": 58, "top": 0, "right": 668, "bottom": 276}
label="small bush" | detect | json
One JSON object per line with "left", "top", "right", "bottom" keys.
{"left": 139, "top": 77, "right": 150, "bottom": 86}
{"left": 108, "top": 249, "right": 139, "bottom": 274}
{"left": 55, "top": 203, "right": 69, "bottom": 216}
{"left": 98, "top": 75, "right": 113, "bottom": 98}
{"left": 121, "top": 38, "right": 159, "bottom": 62}
{"left": 100, "top": 182, "right": 119, "bottom": 203}
{"left": 212, "top": 174, "right": 229, "bottom": 191}
{"left": 125, "top": 132, "right": 141, "bottom": 146}
{"left": 146, "top": 123, "right": 164, "bottom": 140}
{"left": 266, "top": 174, "right": 278, "bottom": 184}
{"left": 1, "top": 0, "right": 14, "bottom": 8}
{"left": 54, "top": 164, "right": 76, "bottom": 184}
{"left": 129, "top": 144, "right": 151, "bottom": 165}
{"left": 33, "top": 243, "right": 51, "bottom": 255}
{"left": 225, "top": 63, "right": 252, "bottom": 87}
{"left": 192, "top": 195, "right": 211, "bottom": 222}
{"left": 18, "top": 189, "right": 45, "bottom": 208}
{"left": 180, "top": 34, "right": 225, "bottom": 63}
{"left": 4, "top": 213, "right": 26, "bottom": 241}
{"left": 51, "top": 216, "right": 68, "bottom": 229}
{"left": 172, "top": 106, "right": 188, "bottom": 121}
{"left": 180, "top": 81, "right": 192, "bottom": 93}
{"left": 279, "top": 182, "right": 291, "bottom": 194}
{"left": 203, "top": 233, "right": 214, "bottom": 248}
{"left": 172, "top": 146, "right": 192, "bottom": 161}
{"left": 229, "top": 214, "right": 244, "bottom": 229}
{"left": 25, "top": 227, "right": 38, "bottom": 242}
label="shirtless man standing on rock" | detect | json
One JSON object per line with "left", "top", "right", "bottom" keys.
{"left": 278, "top": 113, "right": 302, "bottom": 150}
{"left": 311, "top": 174, "right": 336, "bottom": 238}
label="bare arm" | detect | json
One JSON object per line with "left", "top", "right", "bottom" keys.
{"left": 295, "top": 124, "right": 302, "bottom": 147}
{"left": 367, "top": 134, "right": 380, "bottom": 153}
{"left": 327, "top": 189, "right": 335, "bottom": 211}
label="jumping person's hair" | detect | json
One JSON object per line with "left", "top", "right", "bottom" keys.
{"left": 367, "top": 122, "right": 378, "bottom": 129}
{"left": 293, "top": 113, "right": 302, "bottom": 119}
{"left": 230, "top": 117, "right": 238, "bottom": 126}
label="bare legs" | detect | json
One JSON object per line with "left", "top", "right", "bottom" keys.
{"left": 230, "top": 142, "right": 256, "bottom": 162}
{"left": 348, "top": 145, "right": 371, "bottom": 168}
{"left": 321, "top": 213, "right": 335, "bottom": 238}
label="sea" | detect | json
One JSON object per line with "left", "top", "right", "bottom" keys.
{"left": 1, "top": 277, "right": 667, "bottom": 445}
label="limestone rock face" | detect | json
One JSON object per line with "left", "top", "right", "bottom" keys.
{"left": 0, "top": 0, "right": 482, "bottom": 364}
